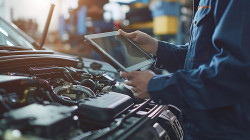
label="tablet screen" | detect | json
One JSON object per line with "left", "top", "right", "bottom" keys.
{"left": 91, "top": 35, "right": 150, "bottom": 68}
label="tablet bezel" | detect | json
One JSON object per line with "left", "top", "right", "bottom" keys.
{"left": 85, "top": 31, "right": 155, "bottom": 72}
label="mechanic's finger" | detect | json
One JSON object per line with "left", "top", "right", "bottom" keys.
{"left": 120, "top": 71, "right": 135, "bottom": 80}
{"left": 120, "top": 71, "right": 127, "bottom": 78}
{"left": 125, "top": 80, "right": 134, "bottom": 87}
{"left": 133, "top": 92, "right": 144, "bottom": 99}
{"left": 118, "top": 29, "right": 135, "bottom": 39}
{"left": 131, "top": 87, "right": 138, "bottom": 95}
{"left": 118, "top": 29, "right": 126, "bottom": 36}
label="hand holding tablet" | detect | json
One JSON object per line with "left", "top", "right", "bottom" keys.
{"left": 118, "top": 29, "right": 159, "bottom": 56}
{"left": 85, "top": 31, "right": 155, "bottom": 72}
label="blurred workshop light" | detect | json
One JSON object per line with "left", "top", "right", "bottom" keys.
{"left": 61, "top": 0, "right": 78, "bottom": 9}
{"left": 6, "top": 40, "right": 14, "bottom": 46}
{"left": 103, "top": 12, "right": 112, "bottom": 21}
{"left": 0, "top": 27, "right": 8, "bottom": 37}
{"left": 61, "top": 0, "right": 78, "bottom": 19}
{"left": 7, "top": 0, "right": 62, "bottom": 32}
{"left": 104, "top": 2, "right": 130, "bottom": 20}
{"left": 109, "top": 0, "right": 135, "bottom": 3}
{"left": 50, "top": 0, "right": 56, "bottom": 5}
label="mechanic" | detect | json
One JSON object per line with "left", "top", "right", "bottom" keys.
{"left": 119, "top": 0, "right": 250, "bottom": 139}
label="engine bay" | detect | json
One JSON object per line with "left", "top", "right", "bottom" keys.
{"left": 0, "top": 5, "right": 184, "bottom": 138}
{"left": 0, "top": 54, "right": 183, "bottom": 140}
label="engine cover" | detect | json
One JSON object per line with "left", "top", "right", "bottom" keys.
{"left": 77, "top": 92, "right": 133, "bottom": 122}
{"left": 1, "top": 104, "right": 77, "bottom": 138}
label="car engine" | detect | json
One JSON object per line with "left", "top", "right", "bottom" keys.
{"left": 0, "top": 4, "right": 183, "bottom": 139}
{"left": 0, "top": 54, "right": 183, "bottom": 140}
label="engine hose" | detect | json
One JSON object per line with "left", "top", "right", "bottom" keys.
{"left": 79, "top": 79, "right": 96, "bottom": 90}
{"left": 29, "top": 67, "right": 77, "bottom": 85}
{"left": 45, "top": 91, "right": 54, "bottom": 102}
{"left": 53, "top": 85, "right": 95, "bottom": 99}
{"left": 19, "top": 78, "right": 78, "bottom": 106}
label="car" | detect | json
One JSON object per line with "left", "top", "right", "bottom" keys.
{"left": 0, "top": 6, "right": 183, "bottom": 140}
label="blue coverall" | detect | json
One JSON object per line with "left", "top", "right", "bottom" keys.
{"left": 147, "top": 0, "right": 250, "bottom": 139}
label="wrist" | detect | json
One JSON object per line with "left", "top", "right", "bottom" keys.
{"left": 152, "top": 39, "right": 158, "bottom": 56}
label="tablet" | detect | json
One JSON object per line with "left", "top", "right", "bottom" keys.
{"left": 85, "top": 31, "right": 155, "bottom": 72}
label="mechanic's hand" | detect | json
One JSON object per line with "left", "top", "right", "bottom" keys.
{"left": 120, "top": 70, "right": 155, "bottom": 99}
{"left": 118, "top": 29, "right": 158, "bottom": 56}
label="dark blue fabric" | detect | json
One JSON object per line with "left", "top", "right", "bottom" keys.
{"left": 148, "top": 0, "right": 250, "bottom": 139}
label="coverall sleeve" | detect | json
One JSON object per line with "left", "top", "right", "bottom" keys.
{"left": 148, "top": 0, "right": 250, "bottom": 110}
{"left": 155, "top": 41, "right": 188, "bottom": 72}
